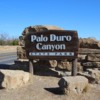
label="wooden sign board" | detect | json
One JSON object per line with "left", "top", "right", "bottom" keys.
{"left": 24, "top": 30, "right": 79, "bottom": 60}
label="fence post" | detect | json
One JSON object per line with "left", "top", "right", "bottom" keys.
{"left": 29, "top": 59, "right": 34, "bottom": 74}
{"left": 72, "top": 58, "right": 77, "bottom": 76}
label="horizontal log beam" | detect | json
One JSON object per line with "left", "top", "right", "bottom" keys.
{"left": 86, "top": 54, "right": 100, "bottom": 62}
{"left": 79, "top": 48, "right": 100, "bottom": 54}
{"left": 82, "top": 62, "right": 100, "bottom": 68}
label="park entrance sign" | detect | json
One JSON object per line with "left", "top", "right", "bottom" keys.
{"left": 25, "top": 30, "right": 79, "bottom": 59}
{"left": 24, "top": 30, "right": 79, "bottom": 76}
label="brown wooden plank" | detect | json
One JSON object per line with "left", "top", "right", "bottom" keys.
{"left": 82, "top": 62, "right": 100, "bottom": 68}
{"left": 24, "top": 30, "right": 79, "bottom": 59}
{"left": 86, "top": 54, "right": 100, "bottom": 62}
{"left": 79, "top": 48, "right": 100, "bottom": 54}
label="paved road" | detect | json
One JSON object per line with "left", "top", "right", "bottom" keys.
{"left": 0, "top": 52, "right": 17, "bottom": 65}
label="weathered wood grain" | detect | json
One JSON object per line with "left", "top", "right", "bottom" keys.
{"left": 79, "top": 48, "right": 100, "bottom": 54}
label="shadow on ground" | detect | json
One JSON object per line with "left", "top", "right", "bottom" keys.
{"left": 0, "top": 71, "right": 5, "bottom": 89}
{"left": 34, "top": 65, "right": 60, "bottom": 77}
{"left": 44, "top": 87, "right": 64, "bottom": 95}
{"left": 0, "top": 63, "right": 61, "bottom": 77}
{"left": 0, "top": 64, "right": 11, "bottom": 69}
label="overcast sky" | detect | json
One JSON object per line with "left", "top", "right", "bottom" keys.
{"left": 0, "top": 0, "right": 100, "bottom": 40}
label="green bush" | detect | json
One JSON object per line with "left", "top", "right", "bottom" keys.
{"left": 11, "top": 39, "right": 19, "bottom": 45}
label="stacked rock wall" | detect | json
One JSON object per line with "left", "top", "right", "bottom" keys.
{"left": 17, "top": 25, "right": 100, "bottom": 73}
{"left": 78, "top": 38, "right": 100, "bottom": 71}
{"left": 58, "top": 38, "right": 100, "bottom": 94}
{"left": 55, "top": 38, "right": 100, "bottom": 72}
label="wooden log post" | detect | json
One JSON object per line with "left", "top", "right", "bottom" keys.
{"left": 72, "top": 58, "right": 77, "bottom": 76}
{"left": 29, "top": 59, "right": 34, "bottom": 74}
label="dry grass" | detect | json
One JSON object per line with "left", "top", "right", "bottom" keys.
{"left": 0, "top": 46, "right": 17, "bottom": 53}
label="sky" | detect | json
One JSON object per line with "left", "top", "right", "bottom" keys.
{"left": 0, "top": 0, "right": 100, "bottom": 40}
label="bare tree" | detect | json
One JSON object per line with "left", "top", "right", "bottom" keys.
{"left": 0, "top": 33, "right": 7, "bottom": 45}
{"left": 0, "top": 33, "right": 18, "bottom": 45}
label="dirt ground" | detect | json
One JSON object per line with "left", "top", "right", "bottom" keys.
{"left": 0, "top": 46, "right": 17, "bottom": 53}
{"left": 0, "top": 46, "right": 100, "bottom": 100}
{"left": 0, "top": 74, "right": 100, "bottom": 100}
